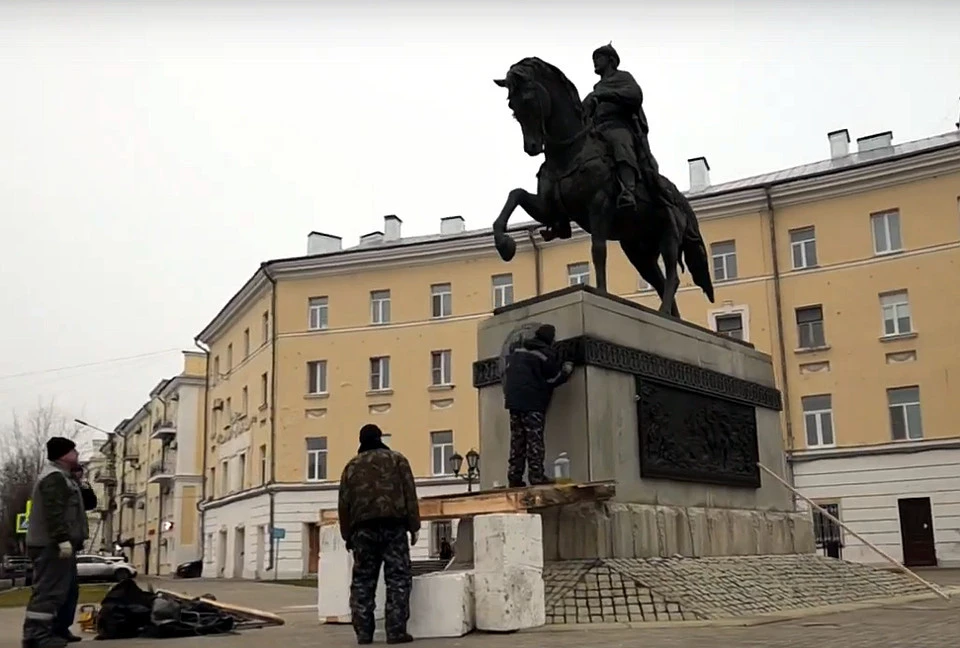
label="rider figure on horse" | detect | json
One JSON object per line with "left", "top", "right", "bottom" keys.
{"left": 540, "top": 43, "right": 665, "bottom": 243}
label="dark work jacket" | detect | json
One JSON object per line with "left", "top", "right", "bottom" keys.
{"left": 337, "top": 448, "right": 421, "bottom": 542}
{"left": 503, "top": 338, "right": 570, "bottom": 413}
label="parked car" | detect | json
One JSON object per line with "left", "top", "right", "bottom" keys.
{"left": 174, "top": 559, "right": 202, "bottom": 579}
{"left": 76, "top": 555, "right": 137, "bottom": 582}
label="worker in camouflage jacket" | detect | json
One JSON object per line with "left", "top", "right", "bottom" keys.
{"left": 22, "top": 437, "right": 92, "bottom": 648}
{"left": 338, "top": 424, "right": 421, "bottom": 645}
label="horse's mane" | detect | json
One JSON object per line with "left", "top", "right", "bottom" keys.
{"left": 509, "top": 57, "right": 584, "bottom": 123}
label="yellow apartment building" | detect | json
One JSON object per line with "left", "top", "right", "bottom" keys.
{"left": 195, "top": 127, "right": 960, "bottom": 579}
{"left": 111, "top": 351, "right": 206, "bottom": 576}
{"left": 84, "top": 437, "right": 116, "bottom": 554}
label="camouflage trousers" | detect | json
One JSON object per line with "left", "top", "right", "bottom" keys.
{"left": 349, "top": 524, "right": 412, "bottom": 641}
{"left": 508, "top": 410, "right": 547, "bottom": 485}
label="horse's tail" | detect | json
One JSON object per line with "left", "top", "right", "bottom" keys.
{"left": 663, "top": 182, "right": 715, "bottom": 303}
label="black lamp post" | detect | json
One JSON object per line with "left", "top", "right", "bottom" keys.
{"left": 449, "top": 448, "right": 481, "bottom": 493}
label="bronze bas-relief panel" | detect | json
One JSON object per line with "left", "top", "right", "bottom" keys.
{"left": 636, "top": 377, "right": 761, "bottom": 489}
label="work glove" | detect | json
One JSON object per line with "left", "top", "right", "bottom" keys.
{"left": 409, "top": 531, "right": 418, "bottom": 547}
{"left": 562, "top": 361, "right": 574, "bottom": 374}
{"left": 58, "top": 541, "right": 73, "bottom": 559}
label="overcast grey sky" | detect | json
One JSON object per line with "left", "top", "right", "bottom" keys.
{"left": 1, "top": 0, "right": 958, "bottom": 434}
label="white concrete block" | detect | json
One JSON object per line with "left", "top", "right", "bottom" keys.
{"left": 474, "top": 568, "right": 545, "bottom": 631}
{"left": 317, "top": 523, "right": 386, "bottom": 622}
{"left": 408, "top": 570, "right": 475, "bottom": 638}
{"left": 473, "top": 513, "right": 543, "bottom": 572}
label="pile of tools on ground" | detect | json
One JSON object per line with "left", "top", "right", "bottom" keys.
{"left": 81, "top": 579, "right": 284, "bottom": 640}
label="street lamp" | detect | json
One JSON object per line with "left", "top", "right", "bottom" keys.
{"left": 449, "top": 448, "right": 481, "bottom": 493}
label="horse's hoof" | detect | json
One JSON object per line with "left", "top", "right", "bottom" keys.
{"left": 495, "top": 235, "right": 517, "bottom": 261}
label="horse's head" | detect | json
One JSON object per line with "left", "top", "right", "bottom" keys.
{"left": 494, "top": 58, "right": 583, "bottom": 157}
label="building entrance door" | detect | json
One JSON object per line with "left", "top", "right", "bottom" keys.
{"left": 898, "top": 497, "right": 937, "bottom": 567}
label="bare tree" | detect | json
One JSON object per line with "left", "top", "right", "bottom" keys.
{"left": 0, "top": 399, "right": 80, "bottom": 554}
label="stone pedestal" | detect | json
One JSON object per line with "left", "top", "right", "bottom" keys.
{"left": 472, "top": 285, "right": 814, "bottom": 558}
{"left": 317, "top": 523, "right": 386, "bottom": 622}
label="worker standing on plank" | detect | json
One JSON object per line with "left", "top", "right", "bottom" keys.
{"left": 338, "top": 424, "right": 420, "bottom": 645}
{"left": 22, "top": 437, "right": 88, "bottom": 648}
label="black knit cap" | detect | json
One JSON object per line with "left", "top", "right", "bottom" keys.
{"left": 359, "top": 424, "right": 383, "bottom": 444}
{"left": 46, "top": 436, "right": 77, "bottom": 462}
{"left": 535, "top": 324, "right": 556, "bottom": 344}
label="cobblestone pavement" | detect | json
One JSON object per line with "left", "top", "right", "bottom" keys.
{"left": 1, "top": 571, "right": 957, "bottom": 648}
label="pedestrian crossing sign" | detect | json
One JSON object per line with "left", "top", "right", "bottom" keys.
{"left": 15, "top": 500, "right": 31, "bottom": 534}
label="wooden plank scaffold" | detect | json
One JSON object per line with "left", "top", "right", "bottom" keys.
{"left": 319, "top": 480, "right": 616, "bottom": 525}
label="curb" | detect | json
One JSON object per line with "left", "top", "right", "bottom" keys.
{"left": 532, "top": 586, "right": 959, "bottom": 632}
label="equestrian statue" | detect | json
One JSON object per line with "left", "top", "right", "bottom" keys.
{"left": 492, "top": 44, "right": 714, "bottom": 319}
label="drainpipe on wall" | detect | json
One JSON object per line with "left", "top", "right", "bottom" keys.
{"left": 262, "top": 263, "right": 279, "bottom": 575}
{"left": 193, "top": 338, "right": 211, "bottom": 562}
{"left": 525, "top": 228, "right": 542, "bottom": 296}
{"left": 763, "top": 185, "right": 797, "bottom": 503}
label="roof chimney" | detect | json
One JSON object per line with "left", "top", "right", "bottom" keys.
{"left": 440, "top": 216, "right": 465, "bottom": 235}
{"left": 857, "top": 131, "right": 893, "bottom": 153}
{"left": 383, "top": 215, "right": 402, "bottom": 241}
{"left": 358, "top": 231, "right": 384, "bottom": 247}
{"left": 307, "top": 231, "right": 342, "bottom": 255}
{"left": 687, "top": 157, "right": 711, "bottom": 192}
{"left": 828, "top": 129, "right": 850, "bottom": 159}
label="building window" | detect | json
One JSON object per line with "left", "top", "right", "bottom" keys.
{"left": 226, "top": 343, "right": 233, "bottom": 372}
{"left": 238, "top": 452, "right": 246, "bottom": 490}
{"left": 888, "top": 386, "right": 922, "bottom": 440}
{"left": 714, "top": 314, "right": 743, "bottom": 340}
{"left": 871, "top": 210, "right": 903, "bottom": 254}
{"left": 711, "top": 241, "right": 738, "bottom": 281}
{"left": 381, "top": 434, "right": 392, "bottom": 447}
{"left": 241, "top": 386, "right": 249, "bottom": 416}
{"left": 802, "top": 394, "right": 835, "bottom": 447}
{"left": 221, "top": 460, "right": 229, "bottom": 494}
{"left": 259, "top": 444, "right": 267, "bottom": 485}
{"left": 308, "top": 296, "right": 329, "bottom": 331}
{"left": 567, "top": 262, "right": 590, "bottom": 286}
{"left": 371, "top": 290, "right": 391, "bottom": 324}
{"left": 260, "top": 372, "right": 268, "bottom": 407}
{"left": 430, "top": 521, "right": 454, "bottom": 558}
{"left": 431, "top": 283, "right": 453, "bottom": 318}
{"left": 492, "top": 274, "right": 514, "bottom": 309}
{"left": 790, "top": 227, "right": 818, "bottom": 269}
{"left": 431, "top": 350, "right": 453, "bottom": 386}
{"left": 880, "top": 291, "right": 912, "bottom": 336}
{"left": 243, "top": 328, "right": 251, "bottom": 358}
{"left": 812, "top": 503, "right": 843, "bottom": 559}
{"left": 307, "top": 360, "right": 328, "bottom": 395}
{"left": 370, "top": 356, "right": 391, "bottom": 391}
{"left": 209, "top": 467, "right": 216, "bottom": 497}
{"left": 431, "top": 431, "right": 454, "bottom": 476}
{"left": 796, "top": 305, "right": 826, "bottom": 348}
{"left": 306, "top": 437, "right": 328, "bottom": 481}
{"left": 213, "top": 356, "right": 220, "bottom": 382}
{"left": 225, "top": 397, "right": 232, "bottom": 421}
{"left": 262, "top": 311, "right": 269, "bottom": 343}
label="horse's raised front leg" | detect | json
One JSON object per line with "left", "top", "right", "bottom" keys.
{"left": 493, "top": 188, "right": 549, "bottom": 262}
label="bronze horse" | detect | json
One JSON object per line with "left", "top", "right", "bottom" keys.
{"left": 492, "top": 57, "right": 714, "bottom": 318}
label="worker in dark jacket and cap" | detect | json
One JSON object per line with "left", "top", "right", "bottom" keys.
{"left": 503, "top": 324, "right": 573, "bottom": 487}
{"left": 338, "top": 424, "right": 420, "bottom": 644}
{"left": 22, "top": 437, "right": 89, "bottom": 648}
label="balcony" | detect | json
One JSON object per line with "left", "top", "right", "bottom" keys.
{"left": 93, "top": 467, "right": 117, "bottom": 485}
{"left": 120, "top": 487, "right": 138, "bottom": 502}
{"left": 151, "top": 419, "right": 176, "bottom": 442}
{"left": 123, "top": 448, "right": 140, "bottom": 463}
{"left": 147, "top": 454, "right": 177, "bottom": 484}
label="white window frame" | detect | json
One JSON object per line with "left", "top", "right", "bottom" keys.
{"left": 431, "top": 283, "right": 453, "bottom": 318}
{"left": 431, "top": 350, "right": 453, "bottom": 386}
{"left": 430, "top": 431, "right": 454, "bottom": 476}
{"left": 220, "top": 460, "right": 229, "bottom": 494}
{"left": 371, "top": 290, "right": 391, "bottom": 325}
{"left": 707, "top": 305, "right": 750, "bottom": 343}
{"left": 796, "top": 305, "right": 826, "bottom": 348}
{"left": 714, "top": 313, "right": 744, "bottom": 340}
{"left": 567, "top": 262, "right": 590, "bottom": 286}
{"left": 243, "top": 328, "right": 251, "bottom": 357}
{"left": 880, "top": 291, "right": 912, "bottom": 337}
{"left": 241, "top": 386, "right": 248, "bottom": 416}
{"left": 790, "top": 227, "right": 818, "bottom": 270}
{"left": 226, "top": 343, "right": 233, "bottom": 371}
{"left": 801, "top": 395, "right": 835, "bottom": 448}
{"left": 259, "top": 445, "right": 267, "bottom": 485}
{"left": 307, "top": 360, "right": 328, "bottom": 395}
{"left": 370, "top": 356, "right": 391, "bottom": 391}
{"left": 308, "top": 296, "right": 329, "bottom": 331}
{"left": 711, "top": 241, "right": 738, "bottom": 281}
{"left": 262, "top": 311, "right": 269, "bottom": 343}
{"left": 260, "top": 372, "right": 268, "bottom": 407}
{"left": 888, "top": 386, "right": 923, "bottom": 441}
{"left": 306, "top": 437, "right": 328, "bottom": 482}
{"left": 492, "top": 274, "right": 514, "bottom": 308}
{"left": 871, "top": 210, "right": 903, "bottom": 255}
